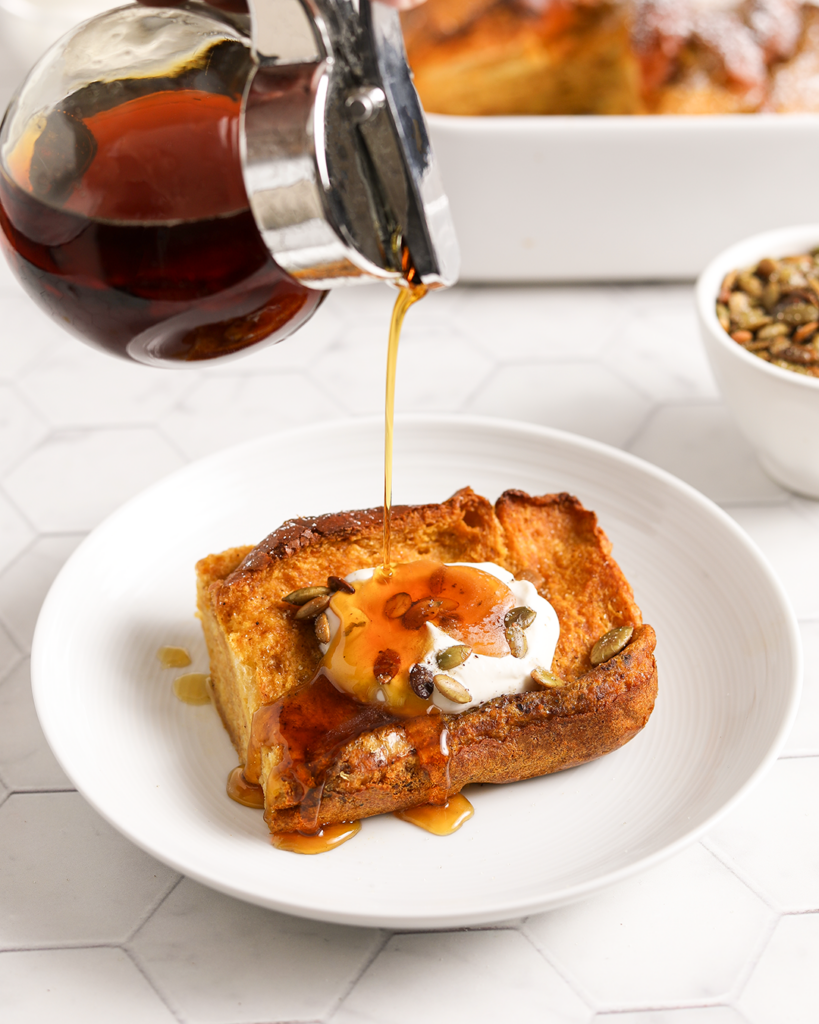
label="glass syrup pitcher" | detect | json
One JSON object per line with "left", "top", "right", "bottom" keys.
{"left": 0, "top": 0, "right": 459, "bottom": 367}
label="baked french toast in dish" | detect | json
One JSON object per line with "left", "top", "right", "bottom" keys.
{"left": 401, "top": 0, "right": 819, "bottom": 115}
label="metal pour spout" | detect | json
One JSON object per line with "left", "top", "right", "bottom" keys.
{"left": 243, "top": 0, "right": 460, "bottom": 289}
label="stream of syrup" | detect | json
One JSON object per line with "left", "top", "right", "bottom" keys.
{"left": 382, "top": 270, "right": 427, "bottom": 574}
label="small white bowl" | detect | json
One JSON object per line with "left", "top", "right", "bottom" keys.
{"left": 696, "top": 224, "right": 819, "bottom": 499}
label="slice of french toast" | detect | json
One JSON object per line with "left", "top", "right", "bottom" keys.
{"left": 196, "top": 488, "right": 657, "bottom": 832}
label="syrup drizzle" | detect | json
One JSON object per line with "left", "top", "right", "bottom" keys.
{"left": 382, "top": 271, "right": 427, "bottom": 574}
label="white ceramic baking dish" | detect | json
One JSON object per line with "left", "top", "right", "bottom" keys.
{"left": 429, "top": 113, "right": 819, "bottom": 282}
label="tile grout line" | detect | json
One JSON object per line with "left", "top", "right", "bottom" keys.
{"left": 0, "top": 644, "right": 23, "bottom": 685}
{"left": 0, "top": 518, "right": 39, "bottom": 578}
{"left": 154, "top": 422, "right": 194, "bottom": 467}
{"left": 0, "top": 383, "right": 52, "bottom": 478}
{"left": 319, "top": 928, "right": 393, "bottom": 1023}
{"left": 120, "top": 944, "right": 186, "bottom": 1024}
{"left": 717, "top": 908, "right": 783, "bottom": 1011}
{"left": 3, "top": 786, "right": 77, "bottom": 796}
{"left": 618, "top": 399, "right": 659, "bottom": 454}
{"left": 698, "top": 838, "right": 783, "bottom": 915}
{"left": 516, "top": 919, "right": 600, "bottom": 1015}
{"left": 123, "top": 873, "right": 185, "bottom": 945}
{"left": 593, "top": 998, "right": 753, "bottom": 1018}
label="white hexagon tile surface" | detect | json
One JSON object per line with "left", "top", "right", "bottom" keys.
{"left": 2, "top": 33, "right": 819, "bottom": 1024}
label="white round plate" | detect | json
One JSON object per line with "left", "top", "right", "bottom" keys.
{"left": 32, "top": 416, "right": 801, "bottom": 929}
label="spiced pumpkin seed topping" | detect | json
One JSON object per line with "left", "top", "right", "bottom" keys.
{"left": 283, "top": 585, "right": 331, "bottom": 605}
{"left": 294, "top": 593, "right": 331, "bottom": 620}
{"left": 409, "top": 663, "right": 434, "bottom": 699}
{"left": 436, "top": 644, "right": 472, "bottom": 671}
{"left": 314, "top": 612, "right": 331, "bottom": 645}
{"left": 433, "top": 673, "right": 472, "bottom": 704}
{"left": 531, "top": 667, "right": 565, "bottom": 688}
{"left": 328, "top": 575, "right": 355, "bottom": 594}
{"left": 715, "top": 250, "right": 819, "bottom": 379}
{"left": 374, "top": 648, "right": 401, "bottom": 685}
{"left": 505, "top": 622, "right": 527, "bottom": 659}
{"left": 401, "top": 596, "right": 439, "bottom": 630}
{"left": 504, "top": 606, "right": 537, "bottom": 629}
{"left": 384, "top": 591, "right": 412, "bottom": 618}
{"left": 590, "top": 625, "right": 634, "bottom": 666}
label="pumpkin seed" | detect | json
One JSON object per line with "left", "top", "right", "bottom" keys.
{"left": 735, "top": 308, "right": 773, "bottom": 332}
{"left": 762, "top": 279, "right": 782, "bottom": 311}
{"left": 294, "top": 594, "right": 331, "bottom": 620}
{"left": 433, "top": 673, "right": 472, "bottom": 704}
{"left": 531, "top": 667, "right": 565, "bottom": 688}
{"left": 314, "top": 612, "right": 331, "bottom": 645}
{"left": 436, "top": 644, "right": 472, "bottom": 671}
{"left": 745, "top": 338, "right": 774, "bottom": 352}
{"left": 777, "top": 263, "right": 808, "bottom": 288}
{"left": 504, "top": 606, "right": 537, "bottom": 630}
{"left": 515, "top": 567, "right": 545, "bottom": 592}
{"left": 756, "top": 322, "right": 790, "bottom": 340}
{"left": 283, "top": 585, "right": 331, "bottom": 605}
{"left": 770, "top": 336, "right": 793, "bottom": 356}
{"left": 718, "top": 270, "right": 736, "bottom": 303}
{"left": 737, "top": 269, "right": 763, "bottom": 299}
{"left": 328, "top": 575, "right": 355, "bottom": 594}
{"left": 402, "top": 597, "right": 439, "bottom": 630}
{"left": 728, "top": 290, "right": 750, "bottom": 318}
{"left": 590, "top": 625, "right": 634, "bottom": 666}
{"left": 505, "top": 622, "right": 527, "bottom": 658}
{"left": 374, "top": 648, "right": 400, "bottom": 685}
{"left": 384, "top": 592, "right": 412, "bottom": 618}
{"left": 410, "top": 664, "right": 434, "bottom": 699}
{"left": 756, "top": 257, "right": 778, "bottom": 280}
{"left": 779, "top": 346, "right": 818, "bottom": 365}
{"left": 775, "top": 301, "right": 819, "bottom": 327}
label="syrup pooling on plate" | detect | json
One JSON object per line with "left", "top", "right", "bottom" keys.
{"left": 271, "top": 821, "right": 361, "bottom": 854}
{"left": 394, "top": 792, "right": 474, "bottom": 835}
{"left": 173, "top": 672, "right": 211, "bottom": 705}
{"left": 157, "top": 646, "right": 191, "bottom": 668}
{"left": 226, "top": 765, "right": 265, "bottom": 808}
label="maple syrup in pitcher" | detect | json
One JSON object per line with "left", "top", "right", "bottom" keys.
{"left": 0, "top": 39, "right": 324, "bottom": 367}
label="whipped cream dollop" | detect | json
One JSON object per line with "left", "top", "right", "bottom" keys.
{"left": 320, "top": 562, "right": 560, "bottom": 715}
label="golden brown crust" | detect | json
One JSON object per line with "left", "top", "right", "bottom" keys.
{"left": 494, "top": 490, "right": 641, "bottom": 681}
{"left": 198, "top": 488, "right": 658, "bottom": 831}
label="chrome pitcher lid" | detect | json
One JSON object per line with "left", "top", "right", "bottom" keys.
{"left": 243, "top": 0, "right": 459, "bottom": 289}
